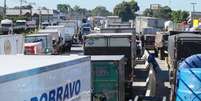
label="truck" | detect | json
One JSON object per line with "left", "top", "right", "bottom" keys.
{"left": 15, "top": 20, "right": 27, "bottom": 30}
{"left": 38, "top": 28, "right": 72, "bottom": 53}
{"left": 84, "top": 33, "right": 136, "bottom": 100}
{"left": 84, "top": 33, "right": 136, "bottom": 69}
{"left": 46, "top": 25, "right": 74, "bottom": 44}
{"left": 0, "top": 19, "right": 13, "bottom": 34}
{"left": 154, "top": 31, "right": 169, "bottom": 60}
{"left": 0, "top": 55, "right": 91, "bottom": 101}
{"left": 0, "top": 34, "right": 24, "bottom": 54}
{"left": 167, "top": 32, "right": 201, "bottom": 101}
{"left": 91, "top": 55, "right": 125, "bottom": 101}
{"left": 25, "top": 34, "right": 53, "bottom": 55}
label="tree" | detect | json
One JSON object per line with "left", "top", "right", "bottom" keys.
{"left": 91, "top": 6, "right": 112, "bottom": 16}
{"left": 171, "top": 10, "right": 189, "bottom": 23}
{"left": 157, "top": 6, "right": 172, "bottom": 19}
{"left": 143, "top": 8, "right": 153, "bottom": 17}
{"left": 14, "top": 5, "right": 33, "bottom": 9}
{"left": 72, "top": 5, "right": 92, "bottom": 17}
{"left": 143, "top": 6, "right": 172, "bottom": 20}
{"left": 57, "top": 4, "right": 72, "bottom": 13}
{"left": 113, "top": 0, "right": 139, "bottom": 22}
{"left": 41, "top": 6, "right": 48, "bottom": 10}
{"left": 73, "top": 5, "right": 80, "bottom": 12}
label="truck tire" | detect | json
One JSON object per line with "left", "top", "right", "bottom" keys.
{"left": 67, "top": 41, "right": 72, "bottom": 52}
{"left": 158, "top": 48, "right": 165, "bottom": 60}
{"left": 154, "top": 48, "right": 159, "bottom": 57}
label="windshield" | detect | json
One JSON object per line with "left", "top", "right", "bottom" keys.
{"left": 1, "top": 24, "right": 12, "bottom": 27}
{"left": 16, "top": 22, "right": 26, "bottom": 26}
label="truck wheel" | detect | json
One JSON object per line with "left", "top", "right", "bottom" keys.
{"left": 67, "top": 41, "right": 72, "bottom": 52}
{"left": 154, "top": 48, "right": 159, "bottom": 57}
{"left": 159, "top": 48, "right": 165, "bottom": 60}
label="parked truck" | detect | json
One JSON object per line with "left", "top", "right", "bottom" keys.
{"left": 38, "top": 28, "right": 72, "bottom": 53}
{"left": 84, "top": 33, "right": 136, "bottom": 100}
{"left": 0, "top": 55, "right": 91, "bottom": 101}
{"left": 46, "top": 25, "right": 74, "bottom": 44}
{"left": 0, "top": 19, "right": 13, "bottom": 34}
{"left": 167, "top": 32, "right": 201, "bottom": 101}
{"left": 91, "top": 55, "right": 125, "bottom": 101}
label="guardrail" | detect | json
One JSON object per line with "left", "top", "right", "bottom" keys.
{"left": 132, "top": 49, "right": 167, "bottom": 101}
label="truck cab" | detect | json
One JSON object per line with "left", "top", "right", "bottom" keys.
{"left": 0, "top": 19, "right": 13, "bottom": 34}
{"left": 15, "top": 20, "right": 27, "bottom": 30}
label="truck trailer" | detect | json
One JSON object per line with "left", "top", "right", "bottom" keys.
{"left": 91, "top": 55, "right": 125, "bottom": 101}
{"left": 0, "top": 55, "right": 91, "bottom": 101}
{"left": 0, "top": 34, "right": 24, "bottom": 54}
{"left": 167, "top": 32, "right": 201, "bottom": 101}
{"left": 84, "top": 33, "right": 136, "bottom": 100}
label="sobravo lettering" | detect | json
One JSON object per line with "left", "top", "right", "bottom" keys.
{"left": 30, "top": 80, "right": 81, "bottom": 101}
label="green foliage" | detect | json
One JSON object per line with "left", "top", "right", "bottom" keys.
{"left": 113, "top": 0, "right": 140, "bottom": 22}
{"left": 171, "top": 10, "right": 189, "bottom": 23}
{"left": 91, "top": 6, "right": 112, "bottom": 16}
{"left": 57, "top": 4, "right": 72, "bottom": 13}
{"left": 143, "top": 6, "right": 172, "bottom": 20}
{"left": 143, "top": 6, "right": 189, "bottom": 23}
{"left": 143, "top": 8, "right": 153, "bottom": 17}
{"left": 73, "top": 5, "right": 91, "bottom": 17}
{"left": 14, "top": 5, "right": 33, "bottom": 9}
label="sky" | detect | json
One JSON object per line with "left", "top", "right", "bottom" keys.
{"left": 0, "top": 0, "right": 200, "bottom": 12}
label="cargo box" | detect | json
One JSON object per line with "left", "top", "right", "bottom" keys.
{"left": 0, "top": 55, "right": 91, "bottom": 101}
{"left": 0, "top": 34, "right": 24, "bottom": 54}
{"left": 168, "top": 33, "right": 201, "bottom": 69}
{"left": 84, "top": 33, "right": 136, "bottom": 80}
{"left": 91, "top": 55, "right": 125, "bottom": 101}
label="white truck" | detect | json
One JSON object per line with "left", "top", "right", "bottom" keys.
{"left": 38, "top": 28, "right": 72, "bottom": 53}
{"left": 46, "top": 25, "right": 74, "bottom": 43}
{"left": 0, "top": 34, "right": 24, "bottom": 54}
{"left": 15, "top": 20, "right": 27, "bottom": 30}
{"left": 0, "top": 55, "right": 91, "bottom": 101}
{"left": 0, "top": 19, "right": 13, "bottom": 34}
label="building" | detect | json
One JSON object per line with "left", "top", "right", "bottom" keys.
{"left": 6, "top": 9, "right": 54, "bottom": 23}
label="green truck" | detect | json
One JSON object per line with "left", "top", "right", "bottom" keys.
{"left": 91, "top": 55, "right": 125, "bottom": 101}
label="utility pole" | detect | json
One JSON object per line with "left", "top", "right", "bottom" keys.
{"left": 190, "top": 2, "right": 197, "bottom": 12}
{"left": 20, "top": 0, "right": 22, "bottom": 16}
{"left": 3, "top": 0, "right": 6, "bottom": 18}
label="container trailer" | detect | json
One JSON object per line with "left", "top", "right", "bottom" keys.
{"left": 0, "top": 55, "right": 91, "bottom": 101}
{"left": 91, "top": 55, "right": 125, "bottom": 101}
